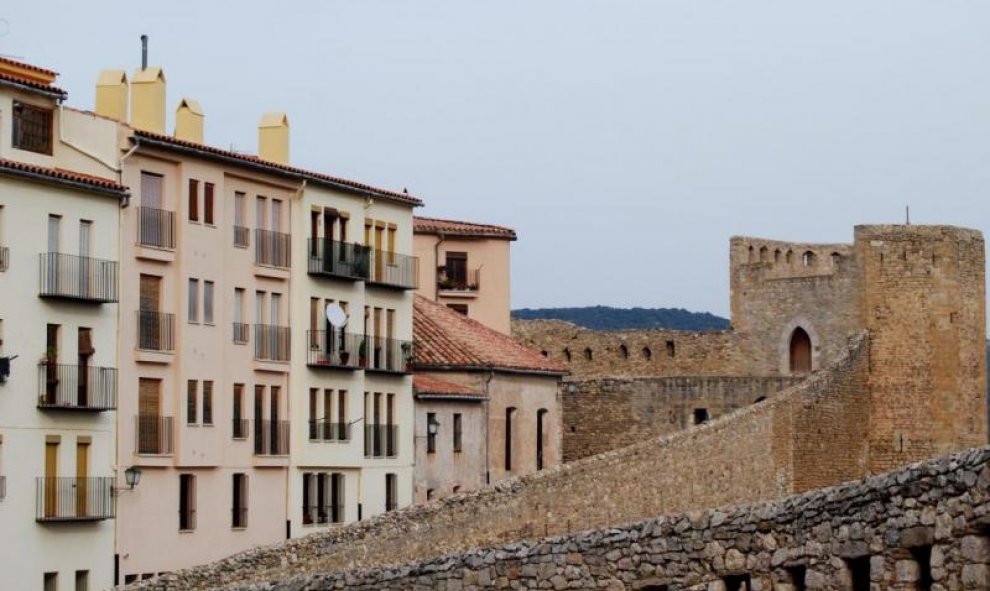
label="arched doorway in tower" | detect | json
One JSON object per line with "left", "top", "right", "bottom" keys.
{"left": 789, "top": 327, "right": 812, "bottom": 374}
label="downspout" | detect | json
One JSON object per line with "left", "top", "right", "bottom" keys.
{"left": 433, "top": 232, "right": 446, "bottom": 301}
{"left": 483, "top": 369, "right": 494, "bottom": 485}
{"left": 117, "top": 140, "right": 140, "bottom": 209}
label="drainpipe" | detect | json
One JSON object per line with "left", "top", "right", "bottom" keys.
{"left": 433, "top": 232, "right": 446, "bottom": 301}
{"left": 483, "top": 369, "right": 494, "bottom": 485}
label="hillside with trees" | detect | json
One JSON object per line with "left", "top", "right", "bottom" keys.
{"left": 512, "top": 306, "right": 730, "bottom": 331}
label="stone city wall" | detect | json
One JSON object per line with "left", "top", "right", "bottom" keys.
{"left": 131, "top": 335, "right": 870, "bottom": 591}
{"left": 245, "top": 444, "right": 990, "bottom": 591}
{"left": 562, "top": 375, "right": 802, "bottom": 462}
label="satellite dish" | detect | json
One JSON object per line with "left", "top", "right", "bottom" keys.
{"left": 325, "top": 303, "right": 348, "bottom": 328}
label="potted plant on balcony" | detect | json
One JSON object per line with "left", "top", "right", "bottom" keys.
{"left": 339, "top": 348, "right": 351, "bottom": 366}
{"left": 401, "top": 342, "right": 414, "bottom": 368}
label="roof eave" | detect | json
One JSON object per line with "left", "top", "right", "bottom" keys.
{"left": 0, "top": 165, "right": 129, "bottom": 199}
{"left": 0, "top": 77, "right": 67, "bottom": 100}
{"left": 414, "top": 393, "right": 488, "bottom": 402}
{"left": 412, "top": 364, "right": 568, "bottom": 377}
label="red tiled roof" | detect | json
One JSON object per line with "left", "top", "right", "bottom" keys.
{"left": 0, "top": 56, "right": 58, "bottom": 79}
{"left": 0, "top": 158, "right": 128, "bottom": 196}
{"left": 413, "top": 375, "right": 487, "bottom": 400}
{"left": 414, "top": 216, "right": 517, "bottom": 240}
{"left": 132, "top": 130, "right": 423, "bottom": 207}
{"left": 0, "top": 70, "right": 66, "bottom": 98}
{"left": 413, "top": 295, "right": 567, "bottom": 374}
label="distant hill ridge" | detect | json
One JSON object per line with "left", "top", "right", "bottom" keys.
{"left": 512, "top": 306, "right": 730, "bottom": 332}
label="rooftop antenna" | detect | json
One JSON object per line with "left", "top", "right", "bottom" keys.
{"left": 140, "top": 34, "right": 148, "bottom": 70}
{"left": 905, "top": 205, "right": 910, "bottom": 225}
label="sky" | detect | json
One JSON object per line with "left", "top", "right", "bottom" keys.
{"left": 2, "top": 1, "right": 989, "bottom": 317}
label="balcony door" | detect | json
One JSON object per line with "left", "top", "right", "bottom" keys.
{"left": 139, "top": 275, "right": 161, "bottom": 350}
{"left": 76, "top": 441, "right": 89, "bottom": 516}
{"left": 77, "top": 328, "right": 92, "bottom": 407}
{"left": 79, "top": 220, "right": 91, "bottom": 298}
{"left": 138, "top": 378, "right": 161, "bottom": 453}
{"left": 44, "top": 440, "right": 57, "bottom": 518}
{"left": 44, "top": 324, "right": 59, "bottom": 405}
{"left": 47, "top": 215, "right": 60, "bottom": 293}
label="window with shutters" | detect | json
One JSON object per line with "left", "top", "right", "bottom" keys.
{"left": 203, "top": 281, "right": 214, "bottom": 324}
{"left": 188, "top": 279, "right": 199, "bottom": 323}
{"left": 188, "top": 179, "right": 199, "bottom": 222}
{"left": 204, "top": 182, "right": 215, "bottom": 225}
{"left": 187, "top": 381, "right": 198, "bottom": 425}
{"left": 202, "top": 381, "right": 213, "bottom": 425}
{"left": 12, "top": 101, "right": 53, "bottom": 154}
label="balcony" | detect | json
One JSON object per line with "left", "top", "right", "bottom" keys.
{"left": 255, "top": 228, "right": 291, "bottom": 269}
{"left": 0, "top": 246, "right": 8, "bottom": 271}
{"left": 38, "top": 253, "right": 119, "bottom": 303}
{"left": 136, "top": 206, "right": 176, "bottom": 250}
{"left": 438, "top": 268, "right": 481, "bottom": 295}
{"left": 233, "top": 225, "right": 250, "bottom": 249}
{"left": 253, "top": 419, "right": 289, "bottom": 456}
{"left": 308, "top": 420, "right": 352, "bottom": 442}
{"left": 232, "top": 418, "right": 249, "bottom": 440}
{"left": 232, "top": 322, "right": 250, "bottom": 345}
{"left": 137, "top": 311, "right": 175, "bottom": 352}
{"left": 254, "top": 324, "right": 290, "bottom": 362}
{"left": 364, "top": 424, "right": 398, "bottom": 458}
{"left": 306, "top": 330, "right": 364, "bottom": 370}
{"left": 35, "top": 477, "right": 115, "bottom": 522}
{"left": 37, "top": 363, "right": 117, "bottom": 411}
{"left": 364, "top": 336, "right": 413, "bottom": 374}
{"left": 367, "top": 250, "right": 419, "bottom": 290}
{"left": 135, "top": 415, "right": 174, "bottom": 455}
{"left": 307, "top": 238, "right": 370, "bottom": 281}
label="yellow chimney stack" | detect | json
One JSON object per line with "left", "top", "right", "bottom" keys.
{"left": 130, "top": 67, "right": 166, "bottom": 134}
{"left": 95, "top": 70, "right": 128, "bottom": 121}
{"left": 258, "top": 112, "right": 289, "bottom": 164}
{"left": 174, "top": 97, "right": 204, "bottom": 143}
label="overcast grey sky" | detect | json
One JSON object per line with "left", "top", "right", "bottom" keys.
{"left": 3, "top": 1, "right": 988, "bottom": 317}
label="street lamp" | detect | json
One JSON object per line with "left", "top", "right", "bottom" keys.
{"left": 124, "top": 466, "right": 142, "bottom": 490}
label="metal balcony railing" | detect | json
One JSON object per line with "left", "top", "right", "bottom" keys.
{"left": 0, "top": 246, "right": 8, "bottom": 272}
{"left": 307, "top": 238, "right": 371, "bottom": 281}
{"left": 253, "top": 419, "right": 289, "bottom": 456}
{"left": 232, "top": 322, "right": 250, "bottom": 344}
{"left": 364, "top": 424, "right": 398, "bottom": 458}
{"left": 254, "top": 324, "right": 290, "bottom": 362}
{"left": 233, "top": 225, "right": 250, "bottom": 248}
{"left": 303, "top": 503, "right": 345, "bottom": 525}
{"left": 36, "top": 477, "right": 115, "bottom": 522}
{"left": 136, "top": 207, "right": 176, "bottom": 250}
{"left": 306, "top": 330, "right": 364, "bottom": 370}
{"left": 254, "top": 228, "right": 291, "bottom": 268}
{"left": 232, "top": 418, "right": 249, "bottom": 440}
{"left": 365, "top": 336, "right": 413, "bottom": 374}
{"left": 135, "top": 415, "right": 174, "bottom": 455}
{"left": 37, "top": 363, "right": 117, "bottom": 411}
{"left": 38, "top": 253, "right": 119, "bottom": 303}
{"left": 137, "top": 310, "right": 175, "bottom": 352}
{"left": 308, "top": 420, "right": 352, "bottom": 442}
{"left": 438, "top": 267, "right": 481, "bottom": 292}
{"left": 232, "top": 505, "right": 248, "bottom": 528}
{"left": 368, "top": 250, "right": 419, "bottom": 290}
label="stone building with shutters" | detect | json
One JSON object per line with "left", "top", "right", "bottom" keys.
{"left": 411, "top": 296, "right": 567, "bottom": 502}
{"left": 0, "top": 57, "right": 128, "bottom": 591}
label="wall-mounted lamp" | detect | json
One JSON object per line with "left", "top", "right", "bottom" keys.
{"left": 427, "top": 421, "right": 440, "bottom": 436}
{"left": 123, "top": 466, "right": 142, "bottom": 490}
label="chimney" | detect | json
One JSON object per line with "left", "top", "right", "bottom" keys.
{"left": 130, "top": 66, "right": 166, "bottom": 134}
{"left": 174, "top": 98, "right": 204, "bottom": 143}
{"left": 95, "top": 70, "right": 128, "bottom": 121}
{"left": 258, "top": 112, "right": 289, "bottom": 164}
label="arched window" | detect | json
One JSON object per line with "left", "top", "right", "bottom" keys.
{"left": 802, "top": 251, "right": 816, "bottom": 267}
{"left": 747, "top": 245, "right": 755, "bottom": 262}
{"left": 642, "top": 346, "right": 652, "bottom": 360}
{"left": 759, "top": 246, "right": 768, "bottom": 262}
{"left": 774, "top": 249, "right": 782, "bottom": 263}
{"left": 789, "top": 327, "right": 812, "bottom": 374}
{"left": 619, "top": 344, "right": 629, "bottom": 359}
{"left": 831, "top": 252, "right": 841, "bottom": 267}
{"left": 666, "top": 340, "right": 675, "bottom": 357}
{"left": 583, "top": 348, "right": 593, "bottom": 361}
{"left": 785, "top": 250, "right": 794, "bottom": 265}
{"left": 563, "top": 348, "right": 571, "bottom": 362}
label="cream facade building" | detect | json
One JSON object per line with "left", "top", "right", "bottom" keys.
{"left": 0, "top": 58, "right": 127, "bottom": 591}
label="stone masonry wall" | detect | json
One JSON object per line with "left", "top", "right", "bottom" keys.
{"left": 563, "top": 376, "right": 801, "bottom": 462}
{"left": 131, "top": 335, "right": 870, "bottom": 591}
{"left": 240, "top": 445, "right": 990, "bottom": 591}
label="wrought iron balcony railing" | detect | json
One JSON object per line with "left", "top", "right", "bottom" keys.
{"left": 137, "top": 310, "right": 175, "bottom": 352}
{"left": 307, "top": 238, "right": 371, "bottom": 281}
{"left": 253, "top": 419, "right": 289, "bottom": 456}
{"left": 438, "top": 267, "right": 481, "bottom": 292}
{"left": 254, "top": 324, "right": 290, "bottom": 362}
{"left": 364, "top": 336, "right": 413, "bottom": 374}
{"left": 37, "top": 363, "right": 117, "bottom": 411}
{"left": 364, "top": 424, "right": 399, "bottom": 458}
{"left": 306, "top": 330, "right": 364, "bottom": 370}
{"left": 367, "top": 250, "right": 419, "bottom": 290}
{"left": 135, "top": 415, "right": 174, "bottom": 455}
{"left": 302, "top": 503, "right": 345, "bottom": 525}
{"left": 136, "top": 206, "right": 176, "bottom": 250}
{"left": 232, "top": 418, "right": 249, "bottom": 440}
{"left": 38, "top": 253, "right": 119, "bottom": 303}
{"left": 36, "top": 477, "right": 115, "bottom": 522}
{"left": 254, "top": 228, "right": 291, "bottom": 268}
{"left": 308, "top": 420, "right": 352, "bottom": 442}
{"left": 232, "top": 322, "right": 250, "bottom": 344}
{"left": 233, "top": 225, "right": 250, "bottom": 248}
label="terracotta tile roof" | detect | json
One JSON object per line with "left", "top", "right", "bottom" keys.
{"left": 414, "top": 216, "right": 517, "bottom": 240}
{"left": 0, "top": 70, "right": 67, "bottom": 98}
{"left": 0, "top": 56, "right": 58, "bottom": 79}
{"left": 413, "top": 295, "right": 567, "bottom": 375}
{"left": 132, "top": 130, "right": 423, "bottom": 207}
{"left": 0, "top": 158, "right": 128, "bottom": 196}
{"left": 413, "top": 375, "right": 487, "bottom": 400}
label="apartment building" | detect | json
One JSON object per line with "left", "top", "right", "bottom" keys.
{"left": 413, "top": 216, "right": 516, "bottom": 334}
{"left": 89, "top": 62, "right": 421, "bottom": 579}
{"left": 0, "top": 58, "right": 127, "bottom": 591}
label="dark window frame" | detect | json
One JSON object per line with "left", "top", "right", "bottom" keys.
{"left": 12, "top": 100, "right": 53, "bottom": 155}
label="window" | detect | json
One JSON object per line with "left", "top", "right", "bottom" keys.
{"left": 453, "top": 413, "right": 462, "bottom": 453}
{"left": 426, "top": 412, "right": 437, "bottom": 454}
{"left": 505, "top": 407, "right": 516, "bottom": 471}
{"left": 444, "top": 251, "right": 467, "bottom": 287}
{"left": 203, "top": 281, "right": 215, "bottom": 324}
{"left": 427, "top": 488, "right": 434, "bottom": 501}
{"left": 385, "top": 473, "right": 397, "bottom": 512}
{"left": 179, "top": 474, "right": 196, "bottom": 530}
{"left": 43, "top": 572, "right": 58, "bottom": 591}
{"left": 234, "top": 192, "right": 248, "bottom": 247}
{"left": 188, "top": 279, "right": 199, "bottom": 323}
{"left": 302, "top": 473, "right": 313, "bottom": 524}
{"left": 447, "top": 303, "right": 468, "bottom": 316}
{"left": 666, "top": 340, "right": 675, "bottom": 357}
{"left": 536, "top": 409, "right": 548, "bottom": 471}
{"left": 232, "top": 473, "right": 248, "bottom": 528}
{"left": 12, "top": 101, "right": 53, "bottom": 154}
{"left": 331, "top": 473, "right": 344, "bottom": 523}
{"left": 844, "top": 556, "right": 872, "bottom": 591}
{"left": 232, "top": 384, "right": 245, "bottom": 439}
{"left": 75, "top": 570, "right": 89, "bottom": 591}
{"left": 693, "top": 408, "right": 709, "bottom": 425}
{"left": 188, "top": 179, "right": 199, "bottom": 222}
{"left": 785, "top": 566, "right": 807, "bottom": 591}
{"left": 204, "top": 183, "right": 215, "bottom": 225}
{"left": 202, "top": 381, "right": 213, "bottom": 425}
{"left": 187, "top": 381, "right": 198, "bottom": 425}
{"left": 317, "top": 473, "right": 329, "bottom": 524}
